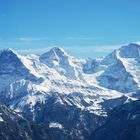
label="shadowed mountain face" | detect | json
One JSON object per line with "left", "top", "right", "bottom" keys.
{"left": 0, "top": 104, "right": 31, "bottom": 140}
{"left": 89, "top": 100, "right": 140, "bottom": 140}
{"left": 0, "top": 43, "right": 140, "bottom": 140}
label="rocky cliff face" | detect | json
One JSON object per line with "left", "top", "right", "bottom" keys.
{"left": 0, "top": 104, "right": 31, "bottom": 140}
{"left": 89, "top": 99, "right": 140, "bottom": 140}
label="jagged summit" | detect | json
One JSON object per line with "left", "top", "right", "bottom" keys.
{"left": 1, "top": 48, "right": 14, "bottom": 52}
{"left": 101, "top": 43, "right": 140, "bottom": 65}
{"left": 119, "top": 43, "right": 140, "bottom": 58}
{"left": 98, "top": 43, "right": 140, "bottom": 93}
{"left": 40, "top": 47, "right": 78, "bottom": 79}
{"left": 40, "top": 47, "right": 69, "bottom": 61}
{"left": 49, "top": 47, "right": 68, "bottom": 56}
{"left": 0, "top": 48, "right": 21, "bottom": 63}
{"left": 0, "top": 48, "right": 18, "bottom": 56}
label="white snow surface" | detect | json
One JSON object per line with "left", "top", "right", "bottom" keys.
{"left": 49, "top": 122, "right": 64, "bottom": 129}
{"left": 0, "top": 116, "right": 3, "bottom": 122}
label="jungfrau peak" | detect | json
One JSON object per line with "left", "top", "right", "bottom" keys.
{"left": 119, "top": 43, "right": 140, "bottom": 58}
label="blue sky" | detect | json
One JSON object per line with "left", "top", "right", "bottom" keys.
{"left": 0, "top": 0, "right": 140, "bottom": 58}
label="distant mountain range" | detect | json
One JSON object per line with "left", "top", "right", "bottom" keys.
{"left": 0, "top": 43, "right": 140, "bottom": 140}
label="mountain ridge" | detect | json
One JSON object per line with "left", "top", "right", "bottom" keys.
{"left": 0, "top": 43, "right": 140, "bottom": 140}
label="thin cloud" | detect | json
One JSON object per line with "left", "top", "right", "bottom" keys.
{"left": 63, "top": 44, "right": 122, "bottom": 53}
{"left": 0, "top": 37, "right": 50, "bottom": 48}
{"left": 15, "top": 37, "right": 49, "bottom": 42}
{"left": 65, "top": 36, "right": 103, "bottom": 40}
{"left": 16, "top": 44, "right": 122, "bottom": 55}
{"left": 0, "top": 37, "right": 126, "bottom": 58}
{"left": 93, "top": 45, "right": 122, "bottom": 52}
{"left": 0, "top": 37, "right": 49, "bottom": 45}
{"left": 16, "top": 46, "right": 56, "bottom": 54}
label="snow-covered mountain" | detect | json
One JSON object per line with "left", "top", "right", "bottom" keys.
{"left": 0, "top": 43, "right": 139, "bottom": 140}
{"left": 98, "top": 43, "right": 140, "bottom": 93}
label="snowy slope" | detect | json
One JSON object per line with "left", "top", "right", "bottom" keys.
{"left": 0, "top": 43, "right": 139, "bottom": 140}
{"left": 0, "top": 48, "right": 125, "bottom": 115}
{"left": 0, "top": 44, "right": 139, "bottom": 114}
{"left": 97, "top": 43, "right": 140, "bottom": 94}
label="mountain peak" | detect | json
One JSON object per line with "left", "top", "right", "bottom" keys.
{"left": 50, "top": 47, "right": 67, "bottom": 54}
{"left": 0, "top": 48, "right": 16, "bottom": 54}
{"left": 0, "top": 48, "right": 19, "bottom": 59}
{"left": 40, "top": 47, "right": 69, "bottom": 61}
{"left": 122, "top": 43, "right": 140, "bottom": 49}
{"left": 48, "top": 47, "right": 68, "bottom": 57}
{"left": 119, "top": 43, "right": 140, "bottom": 58}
